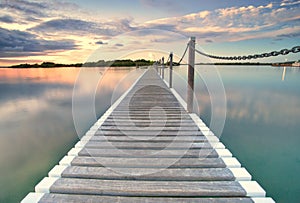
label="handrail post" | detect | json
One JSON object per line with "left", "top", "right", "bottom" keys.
{"left": 162, "top": 57, "right": 165, "bottom": 79}
{"left": 159, "top": 59, "right": 162, "bottom": 75}
{"left": 187, "top": 37, "right": 195, "bottom": 113}
{"left": 169, "top": 52, "right": 173, "bottom": 88}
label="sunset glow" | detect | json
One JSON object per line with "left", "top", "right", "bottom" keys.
{"left": 0, "top": 0, "right": 299, "bottom": 66}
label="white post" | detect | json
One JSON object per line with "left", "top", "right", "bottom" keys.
{"left": 162, "top": 57, "right": 165, "bottom": 79}
{"left": 169, "top": 52, "right": 173, "bottom": 88}
{"left": 187, "top": 37, "right": 195, "bottom": 113}
{"left": 159, "top": 59, "right": 162, "bottom": 75}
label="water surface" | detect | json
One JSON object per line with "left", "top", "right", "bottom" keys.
{"left": 0, "top": 66, "right": 299, "bottom": 203}
{"left": 0, "top": 67, "right": 142, "bottom": 202}
{"left": 167, "top": 65, "right": 300, "bottom": 203}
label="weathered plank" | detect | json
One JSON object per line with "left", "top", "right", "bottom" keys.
{"left": 107, "top": 115, "right": 192, "bottom": 120}
{"left": 76, "top": 148, "right": 220, "bottom": 158}
{"left": 99, "top": 126, "right": 200, "bottom": 131}
{"left": 104, "top": 118, "right": 194, "bottom": 123}
{"left": 82, "top": 141, "right": 214, "bottom": 149}
{"left": 49, "top": 178, "right": 247, "bottom": 197}
{"left": 60, "top": 166, "right": 236, "bottom": 181}
{"left": 89, "top": 135, "right": 209, "bottom": 142}
{"left": 95, "top": 130, "right": 204, "bottom": 136}
{"left": 102, "top": 122, "right": 197, "bottom": 127}
{"left": 39, "top": 194, "right": 253, "bottom": 203}
{"left": 70, "top": 156, "right": 230, "bottom": 168}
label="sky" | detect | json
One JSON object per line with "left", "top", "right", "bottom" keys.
{"left": 0, "top": 0, "right": 299, "bottom": 66}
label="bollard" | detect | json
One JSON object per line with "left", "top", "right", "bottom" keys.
{"left": 187, "top": 37, "right": 195, "bottom": 113}
{"left": 169, "top": 52, "right": 173, "bottom": 88}
{"left": 162, "top": 57, "right": 165, "bottom": 79}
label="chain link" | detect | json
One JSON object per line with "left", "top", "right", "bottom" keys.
{"left": 193, "top": 45, "right": 300, "bottom": 60}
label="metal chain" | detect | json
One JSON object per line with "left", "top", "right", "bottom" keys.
{"left": 192, "top": 45, "right": 300, "bottom": 60}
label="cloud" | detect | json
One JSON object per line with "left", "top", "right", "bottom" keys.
{"left": 142, "top": 2, "right": 300, "bottom": 43}
{"left": 0, "top": 15, "right": 15, "bottom": 23}
{"left": 0, "top": 28, "right": 77, "bottom": 57}
{"left": 281, "top": 0, "right": 300, "bottom": 7}
{"left": 277, "top": 32, "right": 300, "bottom": 38}
{"left": 0, "top": 0, "right": 48, "bottom": 18}
{"left": 1, "top": 0, "right": 299, "bottom": 64}
{"left": 95, "top": 40, "right": 107, "bottom": 45}
{"left": 30, "top": 18, "right": 135, "bottom": 37}
{"left": 31, "top": 19, "right": 98, "bottom": 33}
{"left": 115, "top": 43, "right": 124, "bottom": 47}
{"left": 143, "top": 24, "right": 176, "bottom": 32}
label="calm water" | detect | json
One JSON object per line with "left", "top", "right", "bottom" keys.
{"left": 167, "top": 65, "right": 300, "bottom": 203}
{"left": 0, "top": 67, "right": 142, "bottom": 202}
{"left": 0, "top": 66, "right": 299, "bottom": 202}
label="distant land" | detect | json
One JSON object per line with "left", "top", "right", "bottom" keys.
{"left": 7, "top": 59, "right": 155, "bottom": 68}
{"left": 4, "top": 60, "right": 299, "bottom": 68}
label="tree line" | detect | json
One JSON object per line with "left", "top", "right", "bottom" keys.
{"left": 10, "top": 59, "right": 155, "bottom": 68}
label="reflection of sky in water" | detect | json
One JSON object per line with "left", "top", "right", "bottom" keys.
{"left": 0, "top": 67, "right": 141, "bottom": 202}
{"left": 168, "top": 65, "right": 300, "bottom": 203}
{"left": 167, "top": 66, "right": 300, "bottom": 126}
{"left": 1, "top": 66, "right": 299, "bottom": 202}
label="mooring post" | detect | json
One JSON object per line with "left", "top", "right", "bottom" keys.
{"left": 169, "top": 52, "right": 173, "bottom": 88}
{"left": 158, "top": 59, "right": 161, "bottom": 75}
{"left": 162, "top": 57, "right": 165, "bottom": 79}
{"left": 187, "top": 37, "right": 195, "bottom": 113}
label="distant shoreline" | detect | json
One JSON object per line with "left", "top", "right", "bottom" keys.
{"left": 5, "top": 60, "right": 155, "bottom": 69}
{"left": 2, "top": 60, "right": 298, "bottom": 68}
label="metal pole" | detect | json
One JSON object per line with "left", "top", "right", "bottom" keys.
{"left": 162, "top": 57, "right": 165, "bottom": 79}
{"left": 187, "top": 37, "right": 195, "bottom": 113}
{"left": 169, "top": 52, "right": 173, "bottom": 88}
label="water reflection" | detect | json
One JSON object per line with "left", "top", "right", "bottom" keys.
{"left": 0, "top": 67, "right": 141, "bottom": 202}
{"left": 171, "top": 65, "right": 300, "bottom": 203}
{"left": 1, "top": 66, "right": 299, "bottom": 202}
{"left": 282, "top": 67, "right": 286, "bottom": 81}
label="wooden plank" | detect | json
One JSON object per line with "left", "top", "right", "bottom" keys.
{"left": 114, "top": 107, "right": 185, "bottom": 110}
{"left": 102, "top": 121, "right": 197, "bottom": 127}
{"left": 118, "top": 100, "right": 180, "bottom": 103}
{"left": 77, "top": 148, "right": 219, "bottom": 158}
{"left": 60, "top": 166, "right": 235, "bottom": 181}
{"left": 99, "top": 126, "right": 200, "bottom": 131}
{"left": 110, "top": 111, "right": 188, "bottom": 114}
{"left": 115, "top": 104, "right": 182, "bottom": 108}
{"left": 49, "top": 178, "right": 247, "bottom": 197}
{"left": 70, "top": 156, "right": 228, "bottom": 168}
{"left": 39, "top": 194, "right": 253, "bottom": 203}
{"left": 104, "top": 118, "right": 194, "bottom": 122}
{"left": 83, "top": 141, "right": 214, "bottom": 149}
{"left": 109, "top": 113, "right": 191, "bottom": 116}
{"left": 107, "top": 115, "right": 192, "bottom": 119}
{"left": 89, "top": 135, "right": 208, "bottom": 142}
{"left": 95, "top": 130, "right": 203, "bottom": 136}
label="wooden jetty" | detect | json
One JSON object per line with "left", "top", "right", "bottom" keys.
{"left": 22, "top": 68, "right": 274, "bottom": 202}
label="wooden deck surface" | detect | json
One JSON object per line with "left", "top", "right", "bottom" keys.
{"left": 22, "top": 68, "right": 274, "bottom": 203}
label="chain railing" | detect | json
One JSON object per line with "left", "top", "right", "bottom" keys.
{"left": 177, "top": 43, "right": 189, "bottom": 64}
{"left": 156, "top": 36, "right": 299, "bottom": 112}
{"left": 191, "top": 44, "right": 300, "bottom": 61}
